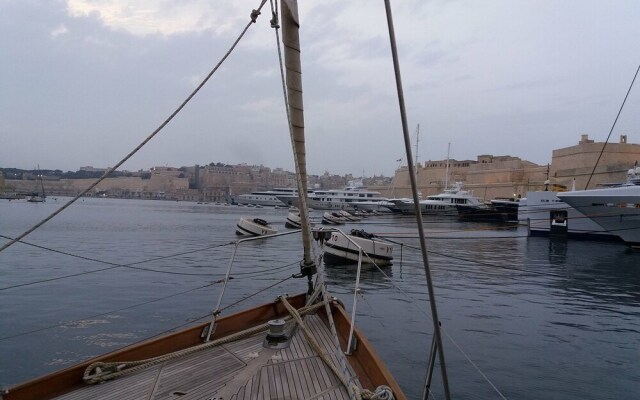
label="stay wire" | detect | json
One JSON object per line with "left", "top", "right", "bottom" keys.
{"left": 99, "top": 272, "right": 295, "bottom": 350}
{"left": 0, "top": 236, "right": 234, "bottom": 291}
{"left": 0, "top": 0, "right": 269, "bottom": 254}
{"left": 0, "top": 234, "right": 232, "bottom": 273}
{"left": 219, "top": 274, "right": 294, "bottom": 313}
{"left": 0, "top": 279, "right": 225, "bottom": 342}
{"left": 0, "top": 261, "right": 298, "bottom": 339}
{"left": 585, "top": 63, "right": 640, "bottom": 189}
{"left": 0, "top": 242, "right": 298, "bottom": 291}
{"left": 362, "top": 253, "right": 508, "bottom": 399}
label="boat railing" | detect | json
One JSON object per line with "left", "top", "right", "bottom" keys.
{"left": 313, "top": 226, "right": 368, "bottom": 355}
{"left": 204, "top": 229, "right": 302, "bottom": 342}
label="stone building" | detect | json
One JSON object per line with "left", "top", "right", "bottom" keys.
{"left": 383, "top": 134, "right": 640, "bottom": 199}
{"left": 550, "top": 134, "right": 640, "bottom": 190}
{"left": 384, "top": 155, "right": 547, "bottom": 200}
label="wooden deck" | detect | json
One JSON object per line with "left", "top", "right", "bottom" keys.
{"left": 51, "top": 315, "right": 357, "bottom": 400}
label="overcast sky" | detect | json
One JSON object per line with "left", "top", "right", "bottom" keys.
{"left": 1, "top": 0, "right": 639, "bottom": 176}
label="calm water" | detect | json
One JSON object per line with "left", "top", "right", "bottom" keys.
{"left": 1, "top": 198, "right": 639, "bottom": 399}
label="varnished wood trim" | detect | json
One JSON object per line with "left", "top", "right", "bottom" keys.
{"left": 4, "top": 294, "right": 307, "bottom": 400}
{"left": 327, "top": 301, "right": 407, "bottom": 400}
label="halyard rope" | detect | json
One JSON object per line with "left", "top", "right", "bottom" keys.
{"left": 0, "top": 0, "right": 268, "bottom": 254}
{"left": 279, "top": 296, "right": 393, "bottom": 400}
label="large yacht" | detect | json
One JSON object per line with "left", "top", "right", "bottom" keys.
{"left": 232, "top": 187, "right": 301, "bottom": 206}
{"left": 557, "top": 166, "right": 640, "bottom": 247}
{"left": 519, "top": 190, "right": 616, "bottom": 240}
{"left": 307, "top": 185, "right": 388, "bottom": 211}
{"left": 391, "top": 182, "right": 482, "bottom": 215}
{"left": 277, "top": 181, "right": 388, "bottom": 211}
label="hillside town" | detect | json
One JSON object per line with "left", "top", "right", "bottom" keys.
{"left": 2, "top": 134, "right": 639, "bottom": 202}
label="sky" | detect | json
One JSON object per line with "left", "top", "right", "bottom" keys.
{"left": 1, "top": 0, "right": 639, "bottom": 177}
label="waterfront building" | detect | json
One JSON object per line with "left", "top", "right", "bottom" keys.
{"left": 550, "top": 134, "right": 640, "bottom": 190}
{"left": 385, "top": 155, "right": 547, "bottom": 200}
{"left": 383, "top": 134, "right": 640, "bottom": 200}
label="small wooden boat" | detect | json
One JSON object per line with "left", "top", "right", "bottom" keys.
{"left": 1, "top": 1, "right": 452, "bottom": 398}
{"left": 4, "top": 293, "right": 404, "bottom": 400}
{"left": 236, "top": 217, "right": 277, "bottom": 236}
{"left": 323, "top": 229, "right": 394, "bottom": 266}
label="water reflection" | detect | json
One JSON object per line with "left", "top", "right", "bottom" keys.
{"left": 323, "top": 262, "right": 393, "bottom": 287}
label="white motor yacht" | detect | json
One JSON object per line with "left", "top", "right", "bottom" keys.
{"left": 233, "top": 188, "right": 300, "bottom": 207}
{"left": 305, "top": 182, "right": 389, "bottom": 211}
{"left": 557, "top": 166, "right": 640, "bottom": 247}
{"left": 519, "top": 191, "right": 615, "bottom": 240}
{"left": 394, "top": 182, "right": 482, "bottom": 215}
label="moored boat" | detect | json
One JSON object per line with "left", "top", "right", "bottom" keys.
{"left": 285, "top": 208, "right": 301, "bottom": 228}
{"left": 232, "top": 187, "right": 300, "bottom": 206}
{"left": 322, "top": 211, "right": 348, "bottom": 225}
{"left": 27, "top": 166, "right": 47, "bottom": 203}
{"left": 394, "top": 182, "right": 483, "bottom": 215}
{"left": 558, "top": 177, "right": 640, "bottom": 248}
{"left": 323, "top": 229, "right": 394, "bottom": 266}
{"left": 236, "top": 217, "right": 278, "bottom": 236}
{"left": 490, "top": 197, "right": 520, "bottom": 221}
{"left": 456, "top": 203, "right": 511, "bottom": 222}
{"left": 518, "top": 190, "right": 618, "bottom": 241}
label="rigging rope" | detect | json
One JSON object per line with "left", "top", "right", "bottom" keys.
{"left": 359, "top": 259, "right": 508, "bottom": 400}
{"left": 0, "top": 233, "right": 233, "bottom": 275}
{"left": 0, "top": 279, "right": 224, "bottom": 342}
{"left": 584, "top": 63, "right": 640, "bottom": 189}
{"left": 0, "top": 0, "right": 269, "bottom": 254}
{"left": 83, "top": 301, "right": 326, "bottom": 384}
{"left": 0, "top": 237, "right": 296, "bottom": 291}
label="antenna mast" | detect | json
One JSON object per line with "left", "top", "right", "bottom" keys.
{"left": 415, "top": 124, "right": 420, "bottom": 177}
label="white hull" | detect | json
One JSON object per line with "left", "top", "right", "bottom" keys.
{"left": 558, "top": 185, "right": 640, "bottom": 247}
{"left": 519, "top": 191, "right": 616, "bottom": 241}
{"left": 236, "top": 217, "right": 278, "bottom": 236}
{"left": 322, "top": 212, "right": 347, "bottom": 225}
{"left": 234, "top": 188, "right": 303, "bottom": 207}
{"left": 234, "top": 195, "right": 282, "bottom": 206}
{"left": 285, "top": 211, "right": 301, "bottom": 229}
{"left": 390, "top": 183, "right": 482, "bottom": 215}
{"left": 324, "top": 230, "right": 393, "bottom": 266}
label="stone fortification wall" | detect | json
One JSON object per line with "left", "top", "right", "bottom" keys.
{"left": 384, "top": 156, "right": 547, "bottom": 200}
{"left": 550, "top": 134, "right": 640, "bottom": 189}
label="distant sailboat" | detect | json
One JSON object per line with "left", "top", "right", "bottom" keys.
{"left": 27, "top": 166, "right": 46, "bottom": 203}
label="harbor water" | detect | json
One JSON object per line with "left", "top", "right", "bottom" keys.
{"left": 1, "top": 198, "right": 639, "bottom": 399}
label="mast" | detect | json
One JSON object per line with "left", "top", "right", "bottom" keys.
{"left": 415, "top": 124, "right": 420, "bottom": 177}
{"left": 383, "top": 2, "right": 451, "bottom": 399}
{"left": 281, "top": 0, "right": 314, "bottom": 268}
{"left": 444, "top": 143, "right": 450, "bottom": 189}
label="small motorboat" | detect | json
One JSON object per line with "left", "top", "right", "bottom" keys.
{"left": 322, "top": 212, "right": 348, "bottom": 225}
{"left": 285, "top": 209, "right": 301, "bottom": 229}
{"left": 236, "top": 217, "right": 278, "bottom": 236}
{"left": 338, "top": 210, "right": 361, "bottom": 221}
{"left": 323, "top": 229, "right": 394, "bottom": 266}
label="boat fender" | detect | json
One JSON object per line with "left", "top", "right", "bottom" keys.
{"left": 253, "top": 218, "right": 268, "bottom": 226}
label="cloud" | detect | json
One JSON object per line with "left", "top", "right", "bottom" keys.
{"left": 65, "top": 0, "right": 247, "bottom": 37}
{"left": 51, "top": 24, "right": 69, "bottom": 38}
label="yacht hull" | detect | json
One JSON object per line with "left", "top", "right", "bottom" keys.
{"left": 558, "top": 186, "right": 640, "bottom": 247}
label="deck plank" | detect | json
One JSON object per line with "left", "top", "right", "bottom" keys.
{"left": 51, "top": 314, "right": 357, "bottom": 400}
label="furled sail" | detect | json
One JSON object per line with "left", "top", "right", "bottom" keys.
{"left": 281, "top": 0, "right": 313, "bottom": 265}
